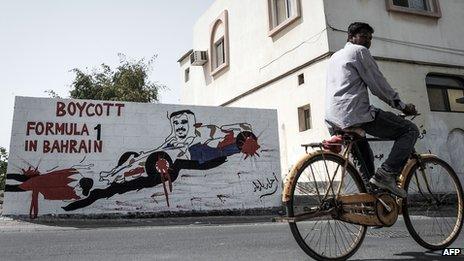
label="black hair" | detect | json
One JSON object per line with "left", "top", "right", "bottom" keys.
{"left": 169, "top": 109, "right": 194, "bottom": 119}
{"left": 347, "top": 22, "right": 374, "bottom": 38}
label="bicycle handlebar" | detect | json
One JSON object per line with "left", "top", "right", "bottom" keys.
{"left": 399, "top": 113, "right": 421, "bottom": 121}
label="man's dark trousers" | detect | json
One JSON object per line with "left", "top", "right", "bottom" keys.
{"left": 352, "top": 109, "right": 420, "bottom": 183}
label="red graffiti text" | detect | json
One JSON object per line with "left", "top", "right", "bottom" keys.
{"left": 56, "top": 101, "right": 124, "bottom": 117}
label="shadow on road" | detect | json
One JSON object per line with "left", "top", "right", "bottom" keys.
{"left": 353, "top": 250, "right": 461, "bottom": 261}
{"left": 8, "top": 215, "right": 278, "bottom": 229}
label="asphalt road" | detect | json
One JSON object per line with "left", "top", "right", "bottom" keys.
{"left": 0, "top": 217, "right": 462, "bottom": 261}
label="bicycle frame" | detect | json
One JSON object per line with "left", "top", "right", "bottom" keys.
{"left": 281, "top": 137, "right": 440, "bottom": 219}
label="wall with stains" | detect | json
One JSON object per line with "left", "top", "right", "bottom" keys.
{"left": 225, "top": 58, "right": 464, "bottom": 192}
{"left": 4, "top": 96, "right": 281, "bottom": 217}
{"left": 368, "top": 61, "right": 464, "bottom": 188}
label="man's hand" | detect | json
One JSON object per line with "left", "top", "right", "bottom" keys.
{"left": 402, "top": 103, "right": 417, "bottom": 116}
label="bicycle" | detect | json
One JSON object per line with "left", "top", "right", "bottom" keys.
{"left": 281, "top": 115, "right": 464, "bottom": 260}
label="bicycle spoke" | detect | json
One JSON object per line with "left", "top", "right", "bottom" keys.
{"left": 335, "top": 221, "right": 349, "bottom": 254}
{"left": 289, "top": 154, "right": 366, "bottom": 259}
{"left": 404, "top": 158, "right": 463, "bottom": 248}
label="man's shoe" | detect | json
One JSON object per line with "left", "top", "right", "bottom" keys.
{"left": 369, "top": 168, "right": 407, "bottom": 198}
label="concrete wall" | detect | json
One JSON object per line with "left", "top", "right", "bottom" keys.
{"left": 226, "top": 58, "right": 464, "bottom": 188}
{"left": 322, "top": 0, "right": 464, "bottom": 185}
{"left": 324, "top": 0, "right": 464, "bottom": 66}
{"left": 224, "top": 60, "right": 331, "bottom": 174}
{"left": 368, "top": 62, "right": 464, "bottom": 167}
{"left": 4, "top": 97, "right": 281, "bottom": 217}
{"left": 364, "top": 61, "right": 464, "bottom": 187}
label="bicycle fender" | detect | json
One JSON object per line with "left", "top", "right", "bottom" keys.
{"left": 281, "top": 151, "right": 358, "bottom": 204}
{"left": 398, "top": 154, "right": 438, "bottom": 189}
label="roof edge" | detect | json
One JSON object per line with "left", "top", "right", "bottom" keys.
{"left": 177, "top": 49, "right": 193, "bottom": 63}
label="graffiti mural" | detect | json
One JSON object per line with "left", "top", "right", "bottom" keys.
{"left": 251, "top": 172, "right": 279, "bottom": 199}
{"left": 4, "top": 97, "right": 281, "bottom": 217}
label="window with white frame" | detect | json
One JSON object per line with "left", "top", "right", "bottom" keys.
{"left": 267, "top": 0, "right": 301, "bottom": 36}
{"left": 426, "top": 74, "right": 464, "bottom": 113}
{"left": 209, "top": 10, "right": 229, "bottom": 77}
{"left": 386, "top": 0, "right": 441, "bottom": 17}
{"left": 298, "top": 104, "right": 311, "bottom": 132}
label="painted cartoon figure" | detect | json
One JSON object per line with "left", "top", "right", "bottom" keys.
{"left": 62, "top": 110, "right": 260, "bottom": 211}
{"left": 99, "top": 110, "right": 259, "bottom": 184}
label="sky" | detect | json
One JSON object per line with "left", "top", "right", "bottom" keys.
{"left": 0, "top": 0, "right": 215, "bottom": 151}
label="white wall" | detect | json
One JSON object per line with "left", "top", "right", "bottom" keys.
{"left": 324, "top": 0, "right": 464, "bottom": 66}
{"left": 4, "top": 97, "right": 281, "bottom": 217}
{"left": 181, "top": 0, "right": 329, "bottom": 106}
{"left": 180, "top": 0, "right": 464, "bottom": 186}
{"left": 226, "top": 60, "right": 331, "bottom": 176}
{"left": 369, "top": 61, "right": 464, "bottom": 172}
{"left": 225, "top": 58, "right": 464, "bottom": 184}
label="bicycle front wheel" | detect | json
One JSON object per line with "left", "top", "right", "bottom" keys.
{"left": 403, "top": 156, "right": 464, "bottom": 250}
{"left": 287, "top": 153, "right": 367, "bottom": 261}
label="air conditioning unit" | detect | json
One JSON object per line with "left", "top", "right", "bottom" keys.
{"left": 190, "top": 51, "right": 208, "bottom": 66}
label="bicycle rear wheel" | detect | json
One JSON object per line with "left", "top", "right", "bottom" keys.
{"left": 287, "top": 153, "right": 367, "bottom": 261}
{"left": 403, "top": 156, "right": 464, "bottom": 250}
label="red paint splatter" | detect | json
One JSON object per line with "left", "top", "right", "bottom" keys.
{"left": 217, "top": 131, "right": 235, "bottom": 148}
{"left": 18, "top": 167, "right": 81, "bottom": 218}
{"left": 123, "top": 167, "right": 145, "bottom": 177}
{"left": 155, "top": 158, "right": 169, "bottom": 174}
{"left": 156, "top": 158, "right": 172, "bottom": 207}
{"left": 241, "top": 136, "right": 260, "bottom": 159}
{"left": 22, "top": 166, "right": 40, "bottom": 178}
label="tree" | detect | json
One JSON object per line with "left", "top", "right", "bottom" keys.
{"left": 68, "top": 54, "right": 165, "bottom": 102}
{"left": 0, "top": 147, "right": 8, "bottom": 191}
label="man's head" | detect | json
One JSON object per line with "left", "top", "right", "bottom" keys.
{"left": 347, "top": 22, "right": 374, "bottom": 49}
{"left": 169, "top": 110, "right": 195, "bottom": 140}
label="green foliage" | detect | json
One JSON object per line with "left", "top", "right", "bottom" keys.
{"left": 0, "top": 147, "right": 8, "bottom": 191}
{"left": 44, "top": 89, "right": 62, "bottom": 98}
{"left": 69, "top": 54, "right": 165, "bottom": 102}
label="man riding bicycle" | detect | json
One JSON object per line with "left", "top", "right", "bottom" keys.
{"left": 325, "top": 22, "right": 420, "bottom": 198}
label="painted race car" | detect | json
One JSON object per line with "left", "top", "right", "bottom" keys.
{"left": 96, "top": 110, "right": 260, "bottom": 206}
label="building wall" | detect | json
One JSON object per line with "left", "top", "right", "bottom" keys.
{"left": 180, "top": 0, "right": 464, "bottom": 183}
{"left": 4, "top": 97, "right": 281, "bottom": 217}
{"left": 369, "top": 61, "right": 464, "bottom": 185}
{"left": 225, "top": 58, "right": 464, "bottom": 186}
{"left": 376, "top": 61, "right": 464, "bottom": 172}
{"left": 181, "top": 0, "right": 329, "bottom": 106}
{"left": 223, "top": 60, "right": 331, "bottom": 175}
{"left": 324, "top": 0, "right": 464, "bottom": 66}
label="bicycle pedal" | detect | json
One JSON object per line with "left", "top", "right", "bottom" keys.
{"left": 369, "top": 184, "right": 388, "bottom": 195}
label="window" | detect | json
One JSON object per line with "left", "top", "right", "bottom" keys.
{"left": 426, "top": 74, "right": 464, "bottom": 112}
{"left": 298, "top": 73, "right": 304, "bottom": 85}
{"left": 386, "top": 0, "right": 441, "bottom": 18}
{"left": 267, "top": 0, "right": 301, "bottom": 37}
{"left": 184, "top": 68, "right": 190, "bottom": 83}
{"left": 393, "top": 0, "right": 428, "bottom": 10}
{"left": 209, "top": 10, "right": 229, "bottom": 77}
{"left": 298, "top": 105, "right": 311, "bottom": 132}
{"left": 214, "top": 38, "right": 225, "bottom": 68}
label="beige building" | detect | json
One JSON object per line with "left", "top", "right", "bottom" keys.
{"left": 178, "top": 0, "right": 464, "bottom": 180}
